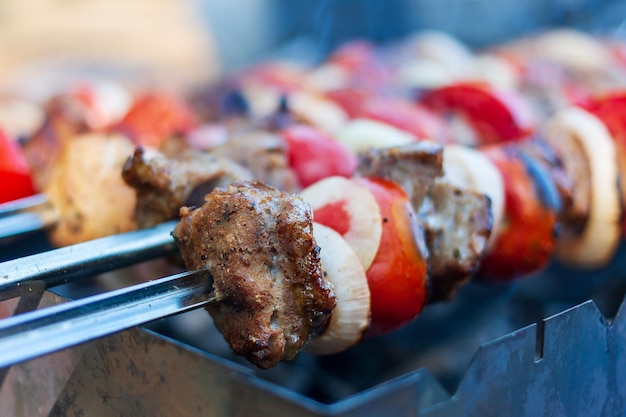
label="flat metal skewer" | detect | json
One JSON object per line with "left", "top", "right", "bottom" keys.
{"left": 0, "top": 194, "right": 59, "bottom": 239}
{"left": 0, "top": 269, "right": 216, "bottom": 368}
{"left": 0, "top": 194, "right": 49, "bottom": 218}
{"left": 0, "top": 220, "right": 179, "bottom": 301}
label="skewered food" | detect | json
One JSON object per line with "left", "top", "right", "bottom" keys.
{"left": 3, "top": 28, "right": 626, "bottom": 370}
{"left": 172, "top": 181, "right": 335, "bottom": 369}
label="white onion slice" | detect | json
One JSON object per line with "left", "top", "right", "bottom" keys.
{"left": 544, "top": 107, "right": 621, "bottom": 267}
{"left": 334, "top": 118, "right": 416, "bottom": 153}
{"left": 289, "top": 91, "right": 348, "bottom": 135}
{"left": 307, "top": 223, "right": 370, "bottom": 355}
{"left": 301, "top": 176, "right": 382, "bottom": 270}
{"left": 442, "top": 144, "right": 505, "bottom": 247}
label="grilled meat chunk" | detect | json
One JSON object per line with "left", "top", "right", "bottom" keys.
{"left": 173, "top": 181, "right": 335, "bottom": 369}
{"left": 419, "top": 180, "right": 492, "bottom": 301}
{"left": 356, "top": 141, "right": 444, "bottom": 208}
{"left": 122, "top": 147, "right": 253, "bottom": 228}
{"left": 357, "top": 143, "right": 491, "bottom": 302}
{"left": 209, "top": 131, "right": 299, "bottom": 193}
{"left": 45, "top": 133, "right": 137, "bottom": 247}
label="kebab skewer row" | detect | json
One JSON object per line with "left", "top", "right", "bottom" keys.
{"left": 0, "top": 100, "right": 620, "bottom": 370}
{"left": 158, "top": 103, "right": 621, "bottom": 369}
{"left": 1, "top": 35, "right": 624, "bottom": 366}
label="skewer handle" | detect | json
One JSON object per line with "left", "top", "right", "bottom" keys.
{"left": 0, "top": 269, "right": 216, "bottom": 368}
{"left": 0, "top": 220, "right": 178, "bottom": 301}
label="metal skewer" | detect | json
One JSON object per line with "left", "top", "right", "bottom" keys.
{"left": 0, "top": 194, "right": 49, "bottom": 218}
{"left": 0, "top": 194, "right": 59, "bottom": 239}
{"left": 0, "top": 268, "right": 216, "bottom": 368}
{"left": 0, "top": 220, "right": 178, "bottom": 301}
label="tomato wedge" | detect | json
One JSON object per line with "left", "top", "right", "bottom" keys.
{"left": 325, "top": 88, "right": 370, "bottom": 118}
{"left": 309, "top": 177, "right": 427, "bottom": 335}
{"left": 356, "top": 178, "right": 428, "bottom": 336}
{"left": 0, "top": 128, "right": 36, "bottom": 203}
{"left": 281, "top": 125, "right": 357, "bottom": 188}
{"left": 420, "top": 82, "right": 535, "bottom": 145}
{"left": 358, "top": 97, "right": 449, "bottom": 142}
{"left": 479, "top": 146, "right": 558, "bottom": 281}
{"left": 115, "top": 92, "right": 196, "bottom": 148}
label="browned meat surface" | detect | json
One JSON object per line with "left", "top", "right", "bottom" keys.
{"left": 209, "top": 131, "right": 299, "bottom": 193}
{"left": 23, "top": 95, "right": 92, "bottom": 190}
{"left": 418, "top": 180, "right": 492, "bottom": 302}
{"left": 356, "top": 141, "right": 444, "bottom": 208}
{"left": 356, "top": 143, "right": 491, "bottom": 303}
{"left": 172, "top": 181, "right": 335, "bottom": 369}
{"left": 122, "top": 147, "right": 253, "bottom": 228}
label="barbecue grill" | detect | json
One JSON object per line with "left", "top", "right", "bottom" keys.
{"left": 2, "top": 1, "right": 626, "bottom": 415}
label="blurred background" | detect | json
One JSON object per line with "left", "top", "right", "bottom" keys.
{"left": 3, "top": 0, "right": 626, "bottom": 90}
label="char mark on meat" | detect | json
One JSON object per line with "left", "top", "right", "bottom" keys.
{"left": 122, "top": 147, "right": 253, "bottom": 228}
{"left": 172, "top": 181, "right": 335, "bottom": 369}
{"left": 209, "top": 131, "right": 299, "bottom": 193}
{"left": 356, "top": 143, "right": 492, "bottom": 302}
{"left": 419, "top": 180, "right": 492, "bottom": 302}
{"left": 356, "top": 141, "right": 444, "bottom": 208}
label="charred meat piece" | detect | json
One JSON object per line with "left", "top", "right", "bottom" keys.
{"left": 356, "top": 141, "right": 444, "bottom": 208}
{"left": 122, "top": 147, "right": 253, "bottom": 228}
{"left": 23, "top": 95, "right": 94, "bottom": 190}
{"left": 419, "top": 180, "right": 492, "bottom": 302}
{"left": 209, "top": 131, "right": 299, "bottom": 193}
{"left": 45, "top": 133, "right": 137, "bottom": 247}
{"left": 356, "top": 143, "right": 491, "bottom": 302}
{"left": 173, "top": 181, "right": 335, "bottom": 369}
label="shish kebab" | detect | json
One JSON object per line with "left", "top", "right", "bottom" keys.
{"left": 1, "top": 30, "right": 625, "bottom": 369}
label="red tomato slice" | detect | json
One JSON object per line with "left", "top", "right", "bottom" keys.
{"left": 0, "top": 128, "right": 35, "bottom": 203}
{"left": 115, "top": 92, "right": 196, "bottom": 148}
{"left": 325, "top": 88, "right": 370, "bottom": 118}
{"left": 358, "top": 98, "right": 450, "bottom": 143}
{"left": 479, "top": 146, "right": 558, "bottom": 281}
{"left": 281, "top": 125, "right": 357, "bottom": 188}
{"left": 356, "top": 178, "right": 428, "bottom": 336}
{"left": 420, "top": 82, "right": 535, "bottom": 145}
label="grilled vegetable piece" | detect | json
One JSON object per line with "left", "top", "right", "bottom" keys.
{"left": 307, "top": 223, "right": 370, "bottom": 355}
{"left": 0, "top": 127, "right": 35, "bottom": 203}
{"left": 173, "top": 181, "right": 335, "bottom": 369}
{"left": 420, "top": 82, "right": 535, "bottom": 145}
{"left": 300, "top": 176, "right": 383, "bottom": 270}
{"left": 122, "top": 147, "right": 253, "bottom": 228}
{"left": 356, "top": 177, "right": 428, "bottom": 336}
{"left": 479, "top": 145, "right": 559, "bottom": 280}
{"left": 543, "top": 106, "right": 621, "bottom": 267}
{"left": 280, "top": 124, "right": 357, "bottom": 188}
{"left": 114, "top": 92, "right": 196, "bottom": 149}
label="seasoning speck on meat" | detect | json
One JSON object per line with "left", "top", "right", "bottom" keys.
{"left": 172, "top": 181, "right": 335, "bottom": 369}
